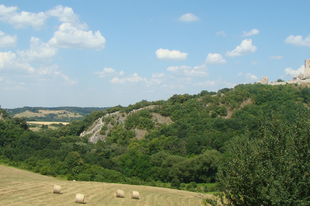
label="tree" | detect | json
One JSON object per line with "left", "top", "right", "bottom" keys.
{"left": 216, "top": 119, "right": 310, "bottom": 205}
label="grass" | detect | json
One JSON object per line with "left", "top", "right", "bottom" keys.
{"left": 0, "top": 164, "right": 211, "bottom": 205}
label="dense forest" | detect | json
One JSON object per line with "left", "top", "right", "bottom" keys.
{"left": 1, "top": 83, "right": 310, "bottom": 204}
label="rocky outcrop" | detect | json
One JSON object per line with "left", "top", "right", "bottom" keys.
{"left": 80, "top": 106, "right": 173, "bottom": 144}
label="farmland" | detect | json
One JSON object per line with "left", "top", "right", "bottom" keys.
{"left": 0, "top": 164, "right": 209, "bottom": 206}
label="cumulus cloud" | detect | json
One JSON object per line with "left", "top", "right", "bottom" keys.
{"left": 167, "top": 64, "right": 208, "bottom": 77}
{"left": 0, "top": 51, "right": 16, "bottom": 68}
{"left": 111, "top": 73, "right": 148, "bottom": 84}
{"left": 0, "top": 51, "right": 34, "bottom": 73}
{"left": 150, "top": 73, "right": 165, "bottom": 84}
{"left": 251, "top": 61, "right": 258, "bottom": 65}
{"left": 95, "top": 67, "right": 124, "bottom": 78}
{"left": 46, "top": 5, "right": 87, "bottom": 30}
{"left": 284, "top": 35, "right": 310, "bottom": 47}
{"left": 216, "top": 31, "right": 226, "bottom": 36}
{"left": 0, "top": 5, "right": 47, "bottom": 29}
{"left": 246, "top": 73, "right": 258, "bottom": 80}
{"left": 35, "top": 65, "right": 77, "bottom": 85}
{"left": 178, "top": 13, "right": 199, "bottom": 22}
{"left": 270, "top": 55, "right": 283, "bottom": 60}
{"left": 17, "top": 37, "right": 57, "bottom": 62}
{"left": 242, "top": 29, "right": 260, "bottom": 36}
{"left": 285, "top": 65, "right": 304, "bottom": 76}
{"left": 156, "top": 48, "right": 188, "bottom": 60}
{"left": 48, "top": 23, "right": 106, "bottom": 50}
{"left": 205, "top": 53, "right": 226, "bottom": 64}
{"left": 226, "top": 39, "right": 257, "bottom": 57}
{"left": 0, "top": 31, "right": 17, "bottom": 47}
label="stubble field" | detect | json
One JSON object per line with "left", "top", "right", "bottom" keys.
{"left": 0, "top": 164, "right": 210, "bottom": 206}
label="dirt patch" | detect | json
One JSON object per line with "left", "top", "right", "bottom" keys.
{"left": 240, "top": 98, "right": 252, "bottom": 108}
{"left": 152, "top": 113, "right": 173, "bottom": 125}
{"left": 224, "top": 98, "right": 253, "bottom": 119}
{"left": 135, "top": 129, "right": 149, "bottom": 140}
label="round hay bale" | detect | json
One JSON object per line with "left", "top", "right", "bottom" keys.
{"left": 75, "top": 193, "right": 85, "bottom": 204}
{"left": 115, "top": 189, "right": 124, "bottom": 198}
{"left": 130, "top": 191, "right": 140, "bottom": 199}
{"left": 52, "top": 185, "right": 61, "bottom": 194}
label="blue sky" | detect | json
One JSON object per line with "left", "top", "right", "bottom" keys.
{"left": 0, "top": 0, "right": 309, "bottom": 108}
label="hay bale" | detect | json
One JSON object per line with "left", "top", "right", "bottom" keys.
{"left": 75, "top": 193, "right": 85, "bottom": 204}
{"left": 115, "top": 189, "right": 124, "bottom": 198}
{"left": 130, "top": 191, "right": 140, "bottom": 199}
{"left": 52, "top": 185, "right": 61, "bottom": 194}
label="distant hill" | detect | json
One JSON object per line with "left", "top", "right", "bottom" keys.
{"left": 5, "top": 106, "right": 109, "bottom": 122}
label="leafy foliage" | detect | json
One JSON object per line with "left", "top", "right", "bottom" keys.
{"left": 217, "top": 117, "right": 310, "bottom": 205}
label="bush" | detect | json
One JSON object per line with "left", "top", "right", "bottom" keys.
{"left": 171, "top": 178, "right": 180, "bottom": 189}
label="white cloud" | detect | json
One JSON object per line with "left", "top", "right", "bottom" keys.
{"left": 238, "top": 72, "right": 243, "bottom": 76}
{"left": 246, "top": 73, "right": 258, "bottom": 80}
{"left": 0, "top": 5, "right": 47, "bottom": 29}
{"left": 242, "top": 29, "right": 259, "bottom": 36}
{"left": 46, "top": 5, "right": 87, "bottom": 30}
{"left": 17, "top": 37, "right": 57, "bottom": 62}
{"left": 216, "top": 31, "right": 226, "bottom": 36}
{"left": 178, "top": 13, "right": 199, "bottom": 22}
{"left": 285, "top": 65, "right": 304, "bottom": 76}
{"left": 194, "top": 78, "right": 236, "bottom": 88}
{"left": 156, "top": 48, "right": 188, "bottom": 60}
{"left": 194, "top": 80, "right": 216, "bottom": 86}
{"left": 167, "top": 64, "right": 208, "bottom": 77}
{"left": 206, "top": 53, "right": 226, "bottom": 64}
{"left": 48, "top": 23, "right": 106, "bottom": 50}
{"left": 150, "top": 73, "right": 165, "bottom": 84}
{"left": 251, "top": 61, "right": 258, "bottom": 65}
{"left": 111, "top": 73, "right": 148, "bottom": 84}
{"left": 0, "top": 51, "right": 35, "bottom": 73}
{"left": 284, "top": 35, "right": 310, "bottom": 47}
{"left": 36, "top": 65, "right": 77, "bottom": 85}
{"left": 226, "top": 39, "right": 257, "bottom": 57}
{"left": 0, "top": 5, "right": 17, "bottom": 16}
{"left": 0, "top": 51, "right": 17, "bottom": 68}
{"left": 270, "top": 55, "right": 283, "bottom": 60}
{"left": 0, "top": 31, "right": 16, "bottom": 47}
{"left": 95, "top": 67, "right": 125, "bottom": 78}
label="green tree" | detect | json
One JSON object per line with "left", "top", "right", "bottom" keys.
{"left": 217, "top": 119, "right": 310, "bottom": 205}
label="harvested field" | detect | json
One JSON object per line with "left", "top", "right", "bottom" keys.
{"left": 27, "top": 121, "right": 70, "bottom": 125}
{"left": 0, "top": 164, "right": 209, "bottom": 206}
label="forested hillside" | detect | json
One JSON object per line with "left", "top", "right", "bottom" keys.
{"left": 1, "top": 83, "right": 310, "bottom": 204}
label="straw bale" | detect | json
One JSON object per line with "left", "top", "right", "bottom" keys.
{"left": 115, "top": 189, "right": 124, "bottom": 198}
{"left": 130, "top": 191, "right": 140, "bottom": 199}
{"left": 52, "top": 185, "right": 61, "bottom": 194}
{"left": 75, "top": 193, "right": 85, "bottom": 204}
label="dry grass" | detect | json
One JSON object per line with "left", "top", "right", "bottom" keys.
{"left": 0, "top": 164, "right": 210, "bottom": 206}
{"left": 27, "top": 121, "right": 70, "bottom": 125}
